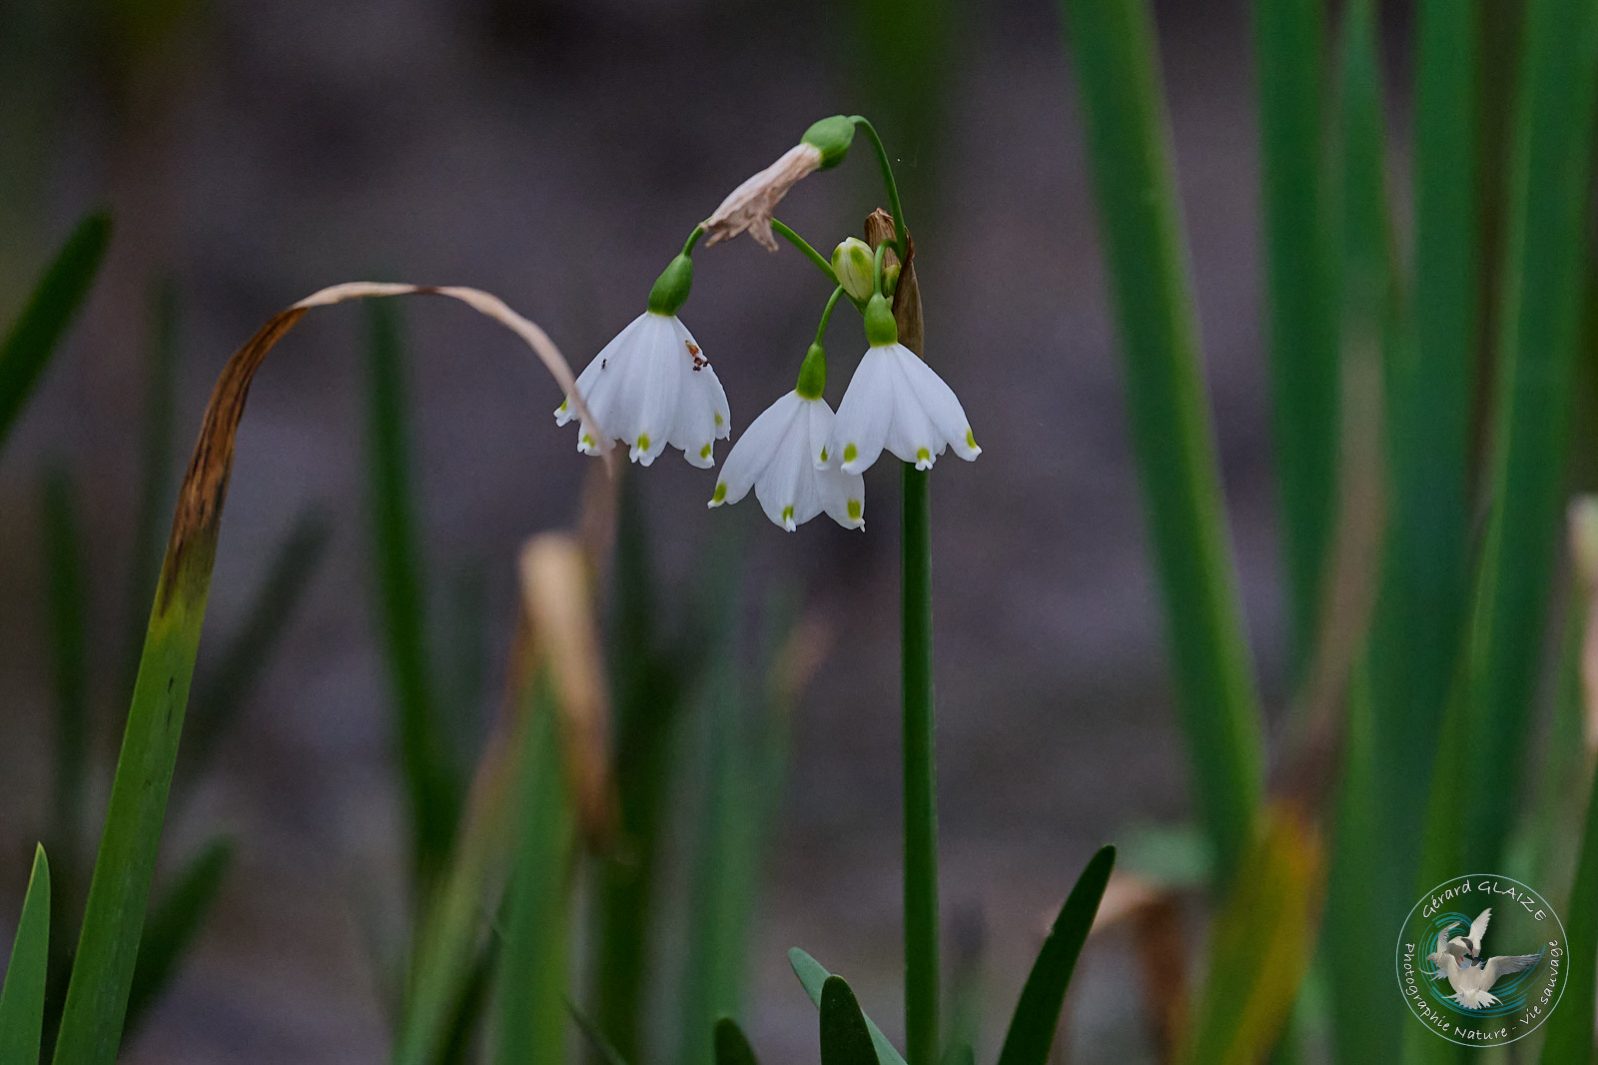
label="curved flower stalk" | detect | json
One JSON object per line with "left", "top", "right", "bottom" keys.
{"left": 52, "top": 281, "right": 591, "bottom": 1065}
{"left": 828, "top": 294, "right": 980, "bottom": 474}
{"left": 709, "top": 345, "right": 865, "bottom": 532}
{"left": 556, "top": 253, "right": 731, "bottom": 466}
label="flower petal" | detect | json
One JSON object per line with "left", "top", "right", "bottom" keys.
{"left": 806, "top": 402, "right": 865, "bottom": 529}
{"left": 755, "top": 416, "right": 822, "bottom": 531}
{"left": 830, "top": 346, "right": 895, "bottom": 474}
{"left": 884, "top": 350, "right": 944, "bottom": 469}
{"left": 710, "top": 391, "right": 801, "bottom": 508}
{"left": 895, "top": 345, "right": 980, "bottom": 461}
{"left": 625, "top": 314, "right": 683, "bottom": 465}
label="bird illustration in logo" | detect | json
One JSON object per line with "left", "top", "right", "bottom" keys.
{"left": 1426, "top": 908, "right": 1543, "bottom": 1009}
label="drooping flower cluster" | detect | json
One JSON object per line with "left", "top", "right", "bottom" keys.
{"left": 553, "top": 114, "right": 979, "bottom": 531}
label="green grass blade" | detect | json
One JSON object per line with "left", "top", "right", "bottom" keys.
{"left": 786, "top": 949, "right": 908, "bottom": 1065}
{"left": 0, "top": 213, "right": 110, "bottom": 451}
{"left": 1321, "top": 3, "right": 1410, "bottom": 1058}
{"left": 365, "top": 301, "right": 459, "bottom": 893}
{"left": 713, "top": 1018, "right": 759, "bottom": 1065}
{"left": 121, "top": 280, "right": 181, "bottom": 692}
{"left": 570, "top": 1002, "right": 631, "bottom": 1065}
{"left": 1539, "top": 754, "right": 1598, "bottom": 1064}
{"left": 42, "top": 470, "right": 89, "bottom": 865}
{"left": 1460, "top": 0, "right": 1598, "bottom": 866}
{"left": 395, "top": 684, "right": 528, "bottom": 1065}
{"left": 493, "top": 693, "right": 573, "bottom": 1065}
{"left": 820, "top": 977, "right": 878, "bottom": 1065}
{"left": 123, "top": 837, "right": 233, "bottom": 1033}
{"left": 994, "top": 845, "right": 1115, "bottom": 1065}
{"left": 1406, "top": 0, "right": 1477, "bottom": 619}
{"left": 1180, "top": 809, "right": 1322, "bottom": 1065}
{"left": 0, "top": 847, "right": 51, "bottom": 1065}
{"left": 181, "top": 509, "right": 331, "bottom": 783}
{"left": 1251, "top": 0, "right": 1338, "bottom": 671}
{"left": 1059, "top": 0, "right": 1264, "bottom": 882}
{"left": 674, "top": 564, "right": 791, "bottom": 1065}
{"left": 589, "top": 473, "right": 687, "bottom": 1063}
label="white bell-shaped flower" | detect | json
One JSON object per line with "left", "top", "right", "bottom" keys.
{"left": 827, "top": 295, "right": 980, "bottom": 474}
{"left": 554, "top": 255, "right": 730, "bottom": 467}
{"left": 709, "top": 346, "right": 864, "bottom": 532}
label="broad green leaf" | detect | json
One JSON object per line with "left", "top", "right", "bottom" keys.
{"left": 0, "top": 213, "right": 110, "bottom": 451}
{"left": 365, "top": 301, "right": 459, "bottom": 893}
{"left": 0, "top": 847, "right": 51, "bottom": 1065}
{"left": 1059, "top": 0, "right": 1264, "bottom": 884}
{"left": 995, "top": 845, "right": 1115, "bottom": 1065}
{"left": 819, "top": 977, "right": 877, "bottom": 1065}
{"left": 786, "top": 949, "right": 907, "bottom": 1065}
{"left": 713, "top": 1018, "right": 758, "bottom": 1065}
{"left": 123, "top": 837, "right": 233, "bottom": 1034}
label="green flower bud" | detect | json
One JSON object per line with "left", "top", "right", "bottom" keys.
{"left": 801, "top": 115, "right": 855, "bottom": 169}
{"left": 831, "top": 238, "right": 876, "bottom": 302}
{"left": 795, "top": 342, "right": 827, "bottom": 399}
{"left": 864, "top": 293, "right": 898, "bottom": 347}
{"left": 646, "top": 253, "right": 694, "bottom": 315}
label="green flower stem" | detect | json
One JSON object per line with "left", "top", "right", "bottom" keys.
{"left": 856, "top": 124, "right": 937, "bottom": 1065}
{"left": 872, "top": 242, "right": 891, "bottom": 298}
{"left": 815, "top": 285, "right": 847, "bottom": 344}
{"left": 681, "top": 226, "right": 705, "bottom": 257}
{"left": 769, "top": 219, "right": 841, "bottom": 286}
{"left": 902, "top": 462, "right": 938, "bottom": 1065}
{"left": 849, "top": 117, "right": 908, "bottom": 256}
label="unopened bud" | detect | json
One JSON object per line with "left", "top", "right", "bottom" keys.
{"left": 831, "top": 238, "right": 875, "bottom": 302}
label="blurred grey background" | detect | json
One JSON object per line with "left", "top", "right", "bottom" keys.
{"left": 0, "top": 0, "right": 1303, "bottom": 1060}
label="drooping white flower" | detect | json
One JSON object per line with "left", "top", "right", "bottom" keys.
{"left": 827, "top": 295, "right": 980, "bottom": 474}
{"left": 554, "top": 254, "right": 730, "bottom": 466}
{"left": 709, "top": 385, "right": 864, "bottom": 532}
{"left": 555, "top": 311, "right": 729, "bottom": 466}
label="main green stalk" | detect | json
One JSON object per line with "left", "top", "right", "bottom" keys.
{"left": 901, "top": 464, "right": 938, "bottom": 1065}
{"left": 858, "top": 126, "right": 939, "bottom": 1063}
